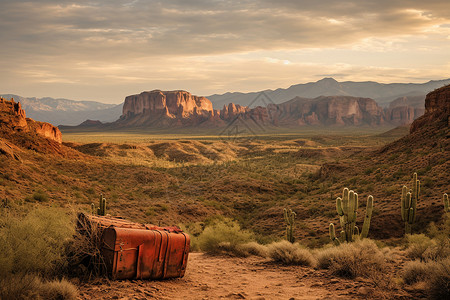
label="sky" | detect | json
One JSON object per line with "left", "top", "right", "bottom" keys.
{"left": 1, "top": 0, "right": 450, "bottom": 104}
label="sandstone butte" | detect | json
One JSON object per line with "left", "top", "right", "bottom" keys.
{"left": 0, "top": 97, "right": 62, "bottom": 143}
{"left": 115, "top": 90, "right": 422, "bottom": 128}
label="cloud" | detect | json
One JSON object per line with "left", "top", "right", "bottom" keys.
{"left": 0, "top": 0, "right": 449, "bottom": 102}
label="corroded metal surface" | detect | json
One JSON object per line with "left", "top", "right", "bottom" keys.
{"left": 76, "top": 213, "right": 190, "bottom": 280}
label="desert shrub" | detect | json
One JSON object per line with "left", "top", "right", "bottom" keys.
{"left": 25, "top": 190, "right": 49, "bottom": 202}
{"left": 238, "top": 241, "right": 269, "bottom": 258}
{"left": 39, "top": 278, "right": 78, "bottom": 300}
{"left": 197, "top": 218, "right": 254, "bottom": 255}
{"left": 0, "top": 207, "right": 77, "bottom": 299}
{"left": 406, "top": 234, "right": 449, "bottom": 261}
{"left": 427, "top": 257, "right": 450, "bottom": 300}
{"left": 315, "top": 239, "right": 386, "bottom": 278}
{"left": 403, "top": 258, "right": 450, "bottom": 300}
{"left": 0, "top": 207, "right": 74, "bottom": 275}
{"left": 0, "top": 275, "right": 77, "bottom": 300}
{"left": 267, "top": 240, "right": 316, "bottom": 267}
{"left": 403, "top": 260, "right": 435, "bottom": 284}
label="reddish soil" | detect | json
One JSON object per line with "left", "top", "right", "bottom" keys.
{"left": 76, "top": 253, "right": 411, "bottom": 300}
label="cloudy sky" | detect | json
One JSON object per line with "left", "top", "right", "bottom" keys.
{"left": 1, "top": 0, "right": 450, "bottom": 103}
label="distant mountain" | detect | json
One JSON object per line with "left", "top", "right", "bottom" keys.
{"left": 207, "top": 78, "right": 450, "bottom": 109}
{"left": 0, "top": 94, "right": 122, "bottom": 126}
{"left": 69, "top": 90, "right": 421, "bottom": 130}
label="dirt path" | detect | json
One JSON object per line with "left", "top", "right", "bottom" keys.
{"left": 76, "top": 253, "right": 389, "bottom": 300}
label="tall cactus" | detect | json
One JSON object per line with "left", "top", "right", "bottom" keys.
{"left": 329, "top": 188, "right": 374, "bottom": 244}
{"left": 401, "top": 173, "right": 420, "bottom": 235}
{"left": 444, "top": 193, "right": 449, "bottom": 213}
{"left": 283, "top": 208, "right": 296, "bottom": 243}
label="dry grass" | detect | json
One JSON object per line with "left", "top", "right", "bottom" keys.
{"left": 267, "top": 240, "right": 316, "bottom": 267}
{"left": 0, "top": 207, "right": 77, "bottom": 299}
{"left": 427, "top": 257, "right": 450, "bottom": 300}
{"left": 403, "top": 258, "right": 450, "bottom": 300}
{"left": 0, "top": 207, "right": 75, "bottom": 275}
{"left": 315, "top": 239, "right": 386, "bottom": 278}
{"left": 0, "top": 275, "right": 77, "bottom": 300}
{"left": 197, "top": 218, "right": 254, "bottom": 256}
{"left": 403, "top": 260, "right": 436, "bottom": 284}
{"left": 238, "top": 242, "right": 269, "bottom": 258}
{"left": 406, "top": 234, "right": 450, "bottom": 262}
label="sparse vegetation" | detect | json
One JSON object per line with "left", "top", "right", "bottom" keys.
{"left": 0, "top": 207, "right": 77, "bottom": 299}
{"left": 267, "top": 240, "right": 316, "bottom": 266}
{"left": 315, "top": 239, "right": 386, "bottom": 278}
{"left": 196, "top": 218, "right": 254, "bottom": 256}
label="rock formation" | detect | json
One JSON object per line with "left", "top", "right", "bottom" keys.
{"left": 0, "top": 97, "right": 62, "bottom": 143}
{"left": 119, "top": 90, "right": 214, "bottom": 127}
{"left": 410, "top": 84, "right": 450, "bottom": 133}
{"left": 76, "top": 88, "right": 436, "bottom": 129}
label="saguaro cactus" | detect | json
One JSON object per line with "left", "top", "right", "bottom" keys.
{"left": 283, "top": 208, "right": 296, "bottom": 243}
{"left": 97, "top": 194, "right": 107, "bottom": 216}
{"left": 401, "top": 173, "right": 420, "bottom": 235}
{"left": 444, "top": 193, "right": 449, "bottom": 213}
{"left": 329, "top": 188, "right": 374, "bottom": 244}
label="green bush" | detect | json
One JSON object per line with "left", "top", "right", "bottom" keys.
{"left": 196, "top": 218, "right": 254, "bottom": 255}
{"left": 315, "top": 239, "right": 386, "bottom": 278}
{"left": 267, "top": 240, "right": 316, "bottom": 266}
{"left": 0, "top": 207, "right": 77, "bottom": 299}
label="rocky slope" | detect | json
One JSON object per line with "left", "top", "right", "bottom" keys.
{"left": 0, "top": 97, "right": 64, "bottom": 156}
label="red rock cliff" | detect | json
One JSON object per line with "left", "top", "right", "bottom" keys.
{"left": 121, "top": 90, "right": 214, "bottom": 126}
{"left": 0, "top": 97, "right": 62, "bottom": 143}
{"left": 410, "top": 84, "right": 450, "bottom": 133}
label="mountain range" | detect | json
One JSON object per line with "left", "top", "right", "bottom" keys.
{"left": 65, "top": 89, "right": 430, "bottom": 130}
{"left": 207, "top": 77, "right": 450, "bottom": 109}
{"left": 2, "top": 78, "right": 449, "bottom": 126}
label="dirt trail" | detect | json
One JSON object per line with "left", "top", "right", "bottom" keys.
{"left": 77, "top": 253, "right": 379, "bottom": 300}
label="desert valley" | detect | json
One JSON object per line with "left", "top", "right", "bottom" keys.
{"left": 1, "top": 0, "right": 450, "bottom": 299}
{"left": 1, "top": 80, "right": 449, "bottom": 299}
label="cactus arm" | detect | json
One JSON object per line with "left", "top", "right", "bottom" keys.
{"left": 336, "top": 197, "right": 344, "bottom": 216}
{"left": 354, "top": 225, "right": 360, "bottom": 238}
{"left": 329, "top": 223, "right": 341, "bottom": 246}
{"left": 401, "top": 186, "right": 407, "bottom": 221}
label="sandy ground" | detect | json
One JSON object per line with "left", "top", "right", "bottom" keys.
{"left": 76, "top": 253, "right": 401, "bottom": 300}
